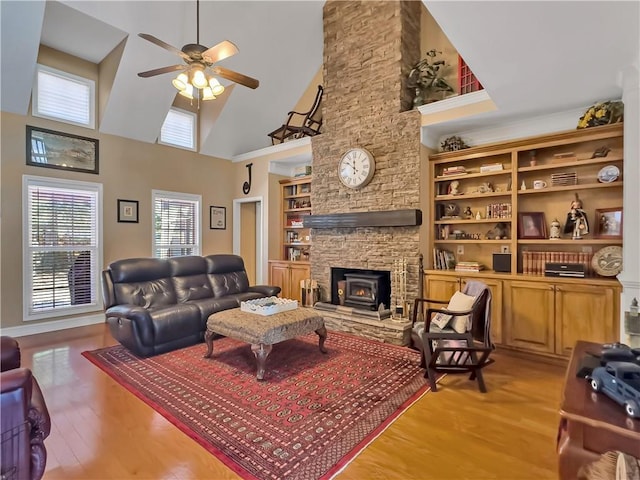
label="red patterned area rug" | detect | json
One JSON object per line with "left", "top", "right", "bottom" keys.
{"left": 83, "top": 331, "right": 430, "bottom": 480}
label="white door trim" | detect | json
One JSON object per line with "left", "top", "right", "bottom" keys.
{"left": 232, "top": 196, "right": 265, "bottom": 284}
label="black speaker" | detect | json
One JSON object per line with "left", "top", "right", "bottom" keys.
{"left": 493, "top": 253, "right": 511, "bottom": 273}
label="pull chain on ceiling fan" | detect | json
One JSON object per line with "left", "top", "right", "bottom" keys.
{"left": 137, "top": 0, "right": 259, "bottom": 102}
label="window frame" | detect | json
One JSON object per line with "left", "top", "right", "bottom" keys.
{"left": 32, "top": 64, "right": 96, "bottom": 129}
{"left": 152, "top": 189, "right": 202, "bottom": 258}
{"left": 158, "top": 107, "right": 197, "bottom": 151}
{"left": 22, "top": 175, "right": 103, "bottom": 321}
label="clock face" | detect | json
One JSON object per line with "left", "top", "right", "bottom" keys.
{"left": 338, "top": 148, "right": 375, "bottom": 189}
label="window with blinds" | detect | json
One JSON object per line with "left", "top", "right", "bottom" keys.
{"left": 32, "top": 65, "right": 95, "bottom": 129}
{"left": 152, "top": 190, "right": 201, "bottom": 258}
{"left": 23, "top": 176, "right": 102, "bottom": 320}
{"left": 159, "top": 108, "right": 196, "bottom": 151}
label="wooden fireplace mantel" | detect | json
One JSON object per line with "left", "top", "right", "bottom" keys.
{"left": 303, "top": 209, "right": 422, "bottom": 229}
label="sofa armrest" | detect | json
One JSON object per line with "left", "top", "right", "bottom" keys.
{"left": 105, "top": 304, "right": 155, "bottom": 346}
{"left": 248, "top": 285, "right": 282, "bottom": 297}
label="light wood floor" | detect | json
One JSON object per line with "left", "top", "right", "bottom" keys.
{"left": 14, "top": 323, "right": 565, "bottom": 479}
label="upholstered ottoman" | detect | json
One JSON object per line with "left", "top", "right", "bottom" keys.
{"left": 204, "top": 307, "right": 327, "bottom": 380}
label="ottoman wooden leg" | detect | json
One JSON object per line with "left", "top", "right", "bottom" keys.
{"left": 204, "top": 329, "right": 215, "bottom": 358}
{"left": 251, "top": 343, "right": 273, "bottom": 380}
{"left": 316, "top": 325, "right": 328, "bottom": 353}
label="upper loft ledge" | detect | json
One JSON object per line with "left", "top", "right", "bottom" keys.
{"left": 304, "top": 209, "right": 422, "bottom": 229}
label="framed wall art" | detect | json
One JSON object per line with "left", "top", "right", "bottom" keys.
{"left": 518, "top": 212, "right": 547, "bottom": 239}
{"left": 26, "top": 125, "right": 99, "bottom": 174}
{"left": 595, "top": 207, "right": 622, "bottom": 239}
{"left": 118, "top": 199, "right": 139, "bottom": 223}
{"left": 210, "top": 206, "right": 226, "bottom": 230}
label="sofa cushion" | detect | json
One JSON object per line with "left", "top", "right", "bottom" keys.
{"left": 113, "top": 278, "right": 177, "bottom": 308}
{"left": 205, "top": 254, "right": 250, "bottom": 296}
{"left": 148, "top": 304, "right": 202, "bottom": 345}
{"left": 188, "top": 297, "right": 240, "bottom": 327}
{"left": 169, "top": 256, "right": 213, "bottom": 303}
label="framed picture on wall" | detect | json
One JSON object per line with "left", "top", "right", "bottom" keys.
{"left": 118, "top": 199, "right": 139, "bottom": 223}
{"left": 26, "top": 126, "right": 99, "bottom": 174}
{"left": 210, "top": 206, "right": 226, "bottom": 230}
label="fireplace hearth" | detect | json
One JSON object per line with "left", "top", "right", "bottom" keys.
{"left": 331, "top": 267, "right": 390, "bottom": 312}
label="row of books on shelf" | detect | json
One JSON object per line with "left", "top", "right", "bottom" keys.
{"left": 432, "top": 248, "right": 456, "bottom": 270}
{"left": 522, "top": 250, "right": 593, "bottom": 276}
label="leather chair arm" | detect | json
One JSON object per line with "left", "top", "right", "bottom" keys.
{"left": 1, "top": 335, "right": 21, "bottom": 371}
{"left": 1, "top": 367, "right": 32, "bottom": 395}
{"left": 248, "top": 285, "right": 282, "bottom": 297}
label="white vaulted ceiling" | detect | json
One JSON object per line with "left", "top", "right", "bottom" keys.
{"left": 1, "top": 1, "right": 638, "bottom": 160}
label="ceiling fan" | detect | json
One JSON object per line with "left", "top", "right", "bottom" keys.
{"left": 137, "top": 0, "right": 259, "bottom": 100}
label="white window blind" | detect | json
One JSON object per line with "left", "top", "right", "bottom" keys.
{"left": 33, "top": 65, "right": 95, "bottom": 129}
{"left": 23, "top": 176, "right": 102, "bottom": 320}
{"left": 159, "top": 108, "right": 196, "bottom": 150}
{"left": 152, "top": 190, "right": 201, "bottom": 258}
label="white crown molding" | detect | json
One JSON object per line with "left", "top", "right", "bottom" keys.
{"left": 0, "top": 313, "right": 104, "bottom": 338}
{"left": 445, "top": 108, "right": 588, "bottom": 147}
{"left": 417, "top": 90, "right": 492, "bottom": 115}
{"left": 232, "top": 136, "right": 312, "bottom": 163}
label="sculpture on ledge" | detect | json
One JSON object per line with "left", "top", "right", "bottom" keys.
{"left": 408, "top": 49, "right": 454, "bottom": 107}
{"left": 564, "top": 193, "right": 589, "bottom": 240}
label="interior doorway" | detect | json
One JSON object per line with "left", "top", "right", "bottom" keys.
{"left": 233, "top": 196, "right": 264, "bottom": 284}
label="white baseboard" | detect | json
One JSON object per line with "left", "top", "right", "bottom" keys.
{"left": 0, "top": 313, "right": 105, "bottom": 338}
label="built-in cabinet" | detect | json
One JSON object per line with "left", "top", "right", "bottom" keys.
{"left": 424, "top": 274, "right": 503, "bottom": 346}
{"left": 426, "top": 124, "right": 623, "bottom": 360}
{"left": 268, "top": 260, "right": 310, "bottom": 303}
{"left": 269, "top": 175, "right": 312, "bottom": 301}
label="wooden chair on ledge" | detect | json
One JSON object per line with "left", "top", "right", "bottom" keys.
{"left": 411, "top": 280, "right": 495, "bottom": 393}
{"left": 267, "top": 85, "right": 323, "bottom": 145}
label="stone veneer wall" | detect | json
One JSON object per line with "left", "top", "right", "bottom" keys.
{"left": 310, "top": 1, "right": 423, "bottom": 309}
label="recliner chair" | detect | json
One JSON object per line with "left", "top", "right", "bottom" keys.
{"left": 1, "top": 336, "right": 51, "bottom": 480}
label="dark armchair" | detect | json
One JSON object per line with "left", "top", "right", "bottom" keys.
{"left": 267, "top": 85, "right": 323, "bottom": 144}
{"left": 411, "top": 280, "right": 495, "bottom": 392}
{"left": 1, "top": 336, "right": 51, "bottom": 480}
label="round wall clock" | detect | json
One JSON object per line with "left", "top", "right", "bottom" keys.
{"left": 338, "top": 148, "right": 375, "bottom": 189}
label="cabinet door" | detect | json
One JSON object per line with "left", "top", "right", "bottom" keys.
{"left": 425, "top": 275, "right": 460, "bottom": 302}
{"left": 269, "top": 262, "right": 290, "bottom": 298}
{"left": 504, "top": 281, "right": 555, "bottom": 353}
{"left": 555, "top": 284, "right": 618, "bottom": 356}
{"left": 461, "top": 277, "right": 503, "bottom": 345}
{"left": 288, "top": 264, "right": 311, "bottom": 303}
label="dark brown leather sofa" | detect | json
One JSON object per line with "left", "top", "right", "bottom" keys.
{"left": 1, "top": 336, "right": 51, "bottom": 480}
{"left": 101, "top": 254, "right": 281, "bottom": 357}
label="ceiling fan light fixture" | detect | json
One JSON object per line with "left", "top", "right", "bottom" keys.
{"left": 191, "top": 67, "right": 208, "bottom": 89}
{"left": 179, "top": 83, "right": 194, "bottom": 99}
{"left": 209, "top": 77, "right": 225, "bottom": 96}
{"left": 202, "top": 86, "right": 216, "bottom": 100}
{"left": 172, "top": 73, "right": 188, "bottom": 91}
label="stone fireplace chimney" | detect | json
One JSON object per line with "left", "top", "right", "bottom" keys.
{"left": 309, "top": 0, "right": 424, "bottom": 314}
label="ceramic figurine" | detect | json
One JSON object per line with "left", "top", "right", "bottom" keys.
{"left": 520, "top": 180, "right": 527, "bottom": 190}
{"left": 475, "top": 211, "right": 482, "bottom": 220}
{"left": 564, "top": 193, "right": 589, "bottom": 239}
{"left": 549, "top": 218, "right": 562, "bottom": 239}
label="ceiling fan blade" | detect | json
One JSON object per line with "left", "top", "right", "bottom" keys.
{"left": 138, "top": 33, "right": 191, "bottom": 61}
{"left": 202, "top": 40, "right": 239, "bottom": 64}
{"left": 211, "top": 66, "right": 259, "bottom": 89}
{"left": 138, "top": 65, "right": 186, "bottom": 78}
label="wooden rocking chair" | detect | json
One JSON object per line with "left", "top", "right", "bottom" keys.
{"left": 267, "top": 85, "right": 323, "bottom": 145}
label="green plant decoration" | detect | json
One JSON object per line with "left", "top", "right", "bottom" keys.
{"left": 408, "top": 49, "right": 455, "bottom": 107}
{"left": 577, "top": 100, "right": 624, "bottom": 129}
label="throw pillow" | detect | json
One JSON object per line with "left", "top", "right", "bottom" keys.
{"left": 430, "top": 291, "right": 476, "bottom": 333}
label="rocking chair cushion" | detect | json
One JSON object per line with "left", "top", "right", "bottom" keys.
{"left": 431, "top": 291, "right": 476, "bottom": 333}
